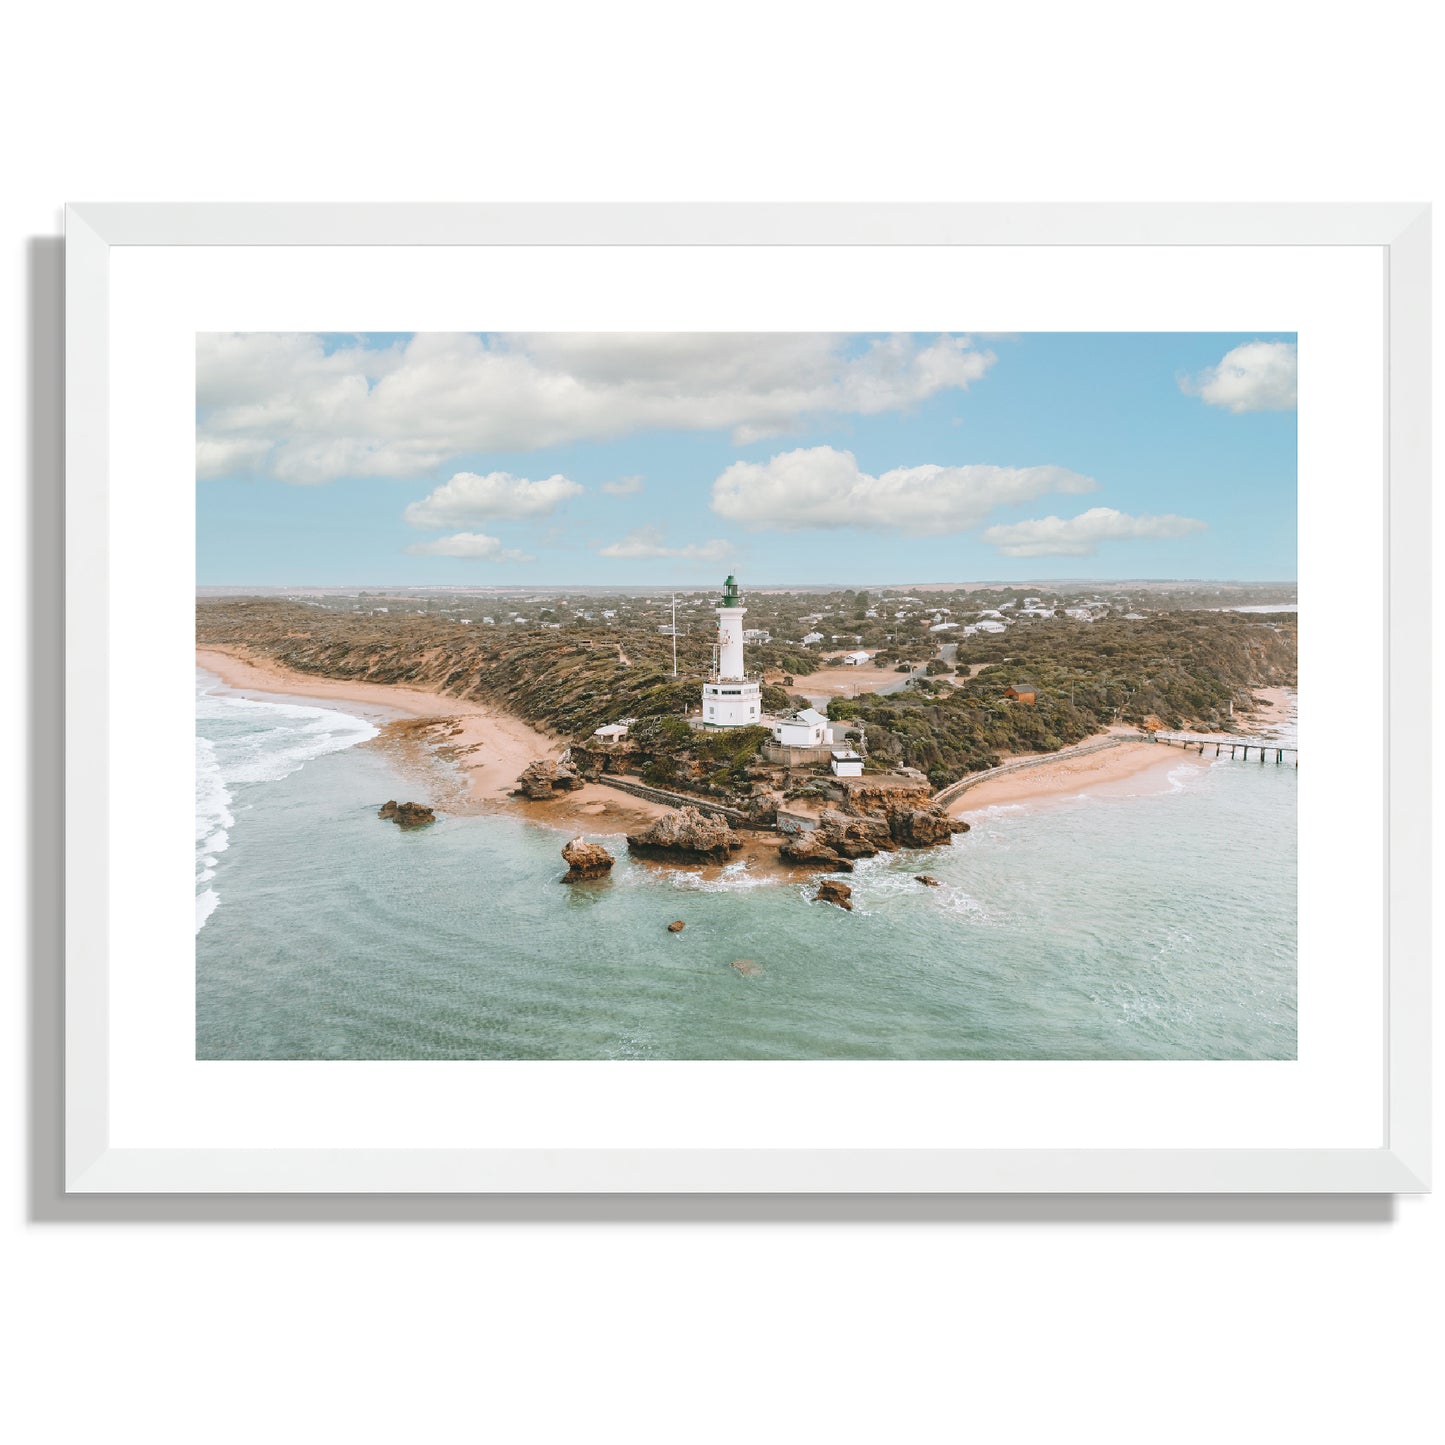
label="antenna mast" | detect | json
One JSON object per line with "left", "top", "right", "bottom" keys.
{"left": 671, "top": 593, "right": 677, "bottom": 676}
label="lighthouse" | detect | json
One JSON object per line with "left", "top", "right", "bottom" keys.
{"left": 701, "top": 574, "right": 762, "bottom": 728}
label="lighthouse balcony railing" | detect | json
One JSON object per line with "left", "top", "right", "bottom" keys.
{"left": 703, "top": 672, "right": 764, "bottom": 687}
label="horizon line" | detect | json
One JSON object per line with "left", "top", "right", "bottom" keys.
{"left": 196, "top": 577, "right": 1300, "bottom": 592}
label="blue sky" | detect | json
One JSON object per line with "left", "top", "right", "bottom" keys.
{"left": 196, "top": 331, "right": 1297, "bottom": 586}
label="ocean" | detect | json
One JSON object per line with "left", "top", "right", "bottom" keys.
{"left": 195, "top": 668, "right": 1297, "bottom": 1061}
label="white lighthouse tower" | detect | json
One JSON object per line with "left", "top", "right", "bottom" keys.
{"left": 701, "top": 574, "right": 762, "bottom": 728}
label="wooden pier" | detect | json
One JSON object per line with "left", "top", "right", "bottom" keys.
{"left": 1149, "top": 733, "right": 1297, "bottom": 766}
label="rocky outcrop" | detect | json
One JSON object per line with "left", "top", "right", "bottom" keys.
{"left": 626, "top": 806, "right": 744, "bottom": 864}
{"left": 560, "top": 836, "right": 614, "bottom": 882}
{"left": 890, "top": 807, "right": 970, "bottom": 849}
{"left": 568, "top": 750, "right": 605, "bottom": 782}
{"left": 834, "top": 778, "right": 935, "bottom": 818}
{"left": 814, "top": 878, "right": 853, "bottom": 911}
{"left": 823, "top": 809, "right": 894, "bottom": 857}
{"left": 779, "top": 809, "right": 893, "bottom": 868}
{"left": 780, "top": 799, "right": 966, "bottom": 863}
{"left": 667, "top": 919, "right": 685, "bottom": 932}
{"left": 831, "top": 779, "right": 970, "bottom": 850}
{"left": 513, "top": 757, "right": 586, "bottom": 800}
{"left": 569, "top": 741, "right": 639, "bottom": 780}
{"left": 779, "top": 835, "right": 855, "bottom": 871}
{"left": 915, "top": 874, "right": 941, "bottom": 887}
{"left": 745, "top": 788, "right": 784, "bottom": 827}
{"left": 378, "top": 800, "right": 436, "bottom": 829}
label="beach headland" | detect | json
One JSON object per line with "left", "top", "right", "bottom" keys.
{"left": 197, "top": 643, "right": 1295, "bottom": 877}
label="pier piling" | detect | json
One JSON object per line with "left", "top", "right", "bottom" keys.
{"left": 1152, "top": 733, "right": 1296, "bottom": 768}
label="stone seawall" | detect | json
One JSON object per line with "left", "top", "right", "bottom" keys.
{"left": 590, "top": 775, "right": 760, "bottom": 828}
{"left": 931, "top": 736, "right": 1130, "bottom": 806}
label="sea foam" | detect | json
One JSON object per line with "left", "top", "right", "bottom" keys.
{"left": 195, "top": 670, "right": 379, "bottom": 931}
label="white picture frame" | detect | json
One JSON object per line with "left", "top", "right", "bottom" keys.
{"left": 64, "top": 203, "right": 1430, "bottom": 1194}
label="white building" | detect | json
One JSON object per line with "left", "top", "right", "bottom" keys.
{"left": 743, "top": 628, "right": 771, "bottom": 644}
{"left": 701, "top": 575, "right": 762, "bottom": 728}
{"left": 830, "top": 749, "right": 864, "bottom": 778}
{"left": 841, "top": 650, "right": 870, "bottom": 666}
{"left": 802, "top": 631, "right": 825, "bottom": 646}
{"left": 592, "top": 723, "right": 629, "bottom": 741}
{"left": 773, "top": 708, "right": 830, "bottom": 747}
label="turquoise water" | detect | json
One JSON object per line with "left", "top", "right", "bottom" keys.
{"left": 195, "top": 671, "right": 1297, "bottom": 1060}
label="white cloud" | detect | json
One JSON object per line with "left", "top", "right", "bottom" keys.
{"left": 196, "top": 331, "right": 996, "bottom": 483}
{"left": 403, "top": 471, "right": 583, "bottom": 528}
{"left": 710, "top": 445, "right": 1096, "bottom": 532}
{"left": 1181, "top": 340, "right": 1297, "bottom": 412}
{"left": 596, "top": 527, "right": 732, "bottom": 562}
{"left": 601, "top": 474, "right": 644, "bottom": 496}
{"left": 982, "top": 507, "right": 1207, "bottom": 558}
{"left": 195, "top": 436, "right": 274, "bottom": 480}
{"left": 402, "top": 532, "right": 534, "bottom": 561}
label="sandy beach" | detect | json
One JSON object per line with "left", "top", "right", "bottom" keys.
{"left": 949, "top": 739, "right": 1204, "bottom": 815}
{"left": 1239, "top": 685, "right": 1295, "bottom": 732}
{"left": 949, "top": 685, "right": 1297, "bottom": 815}
{"left": 196, "top": 646, "right": 672, "bottom": 834}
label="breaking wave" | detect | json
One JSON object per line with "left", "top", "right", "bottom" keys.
{"left": 195, "top": 669, "right": 378, "bottom": 931}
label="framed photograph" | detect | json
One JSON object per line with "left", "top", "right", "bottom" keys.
{"left": 65, "top": 204, "right": 1429, "bottom": 1193}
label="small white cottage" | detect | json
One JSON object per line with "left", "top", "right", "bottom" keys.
{"left": 772, "top": 708, "right": 830, "bottom": 747}
{"left": 830, "top": 749, "right": 864, "bottom": 777}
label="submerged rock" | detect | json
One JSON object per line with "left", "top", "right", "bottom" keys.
{"left": 667, "top": 920, "right": 686, "bottom": 933}
{"left": 730, "top": 958, "right": 763, "bottom": 978}
{"left": 560, "top": 836, "right": 614, "bottom": 882}
{"left": 378, "top": 800, "right": 436, "bottom": 829}
{"left": 627, "top": 806, "right": 745, "bottom": 864}
{"left": 814, "top": 878, "right": 853, "bottom": 911}
{"left": 513, "top": 757, "right": 586, "bottom": 800}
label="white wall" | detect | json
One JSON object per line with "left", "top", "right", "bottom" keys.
{"left": 3, "top": 6, "right": 1439, "bottom": 1442}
